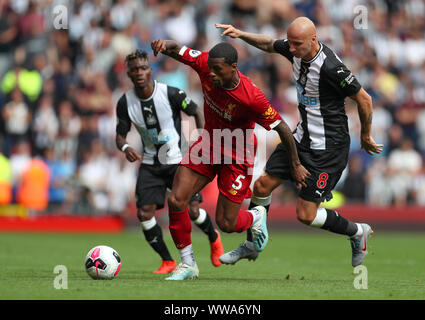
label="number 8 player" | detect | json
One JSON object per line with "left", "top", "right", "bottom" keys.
{"left": 217, "top": 17, "right": 383, "bottom": 267}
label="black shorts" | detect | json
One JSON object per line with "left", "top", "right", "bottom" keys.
{"left": 135, "top": 164, "right": 202, "bottom": 209}
{"left": 265, "top": 142, "right": 349, "bottom": 203}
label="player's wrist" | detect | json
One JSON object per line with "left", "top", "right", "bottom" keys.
{"left": 290, "top": 160, "right": 301, "bottom": 168}
{"left": 121, "top": 144, "right": 130, "bottom": 152}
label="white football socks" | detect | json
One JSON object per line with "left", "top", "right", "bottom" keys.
{"left": 179, "top": 244, "right": 196, "bottom": 266}
{"left": 140, "top": 217, "right": 157, "bottom": 230}
{"left": 193, "top": 208, "right": 207, "bottom": 225}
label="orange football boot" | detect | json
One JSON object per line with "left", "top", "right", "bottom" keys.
{"left": 210, "top": 229, "right": 224, "bottom": 267}
{"left": 153, "top": 260, "right": 177, "bottom": 274}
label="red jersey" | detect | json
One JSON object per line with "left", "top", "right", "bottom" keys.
{"left": 178, "top": 46, "right": 282, "bottom": 164}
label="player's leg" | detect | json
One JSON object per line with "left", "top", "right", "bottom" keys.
{"left": 188, "top": 195, "right": 217, "bottom": 243}
{"left": 244, "top": 143, "right": 291, "bottom": 251}
{"left": 165, "top": 165, "right": 212, "bottom": 280}
{"left": 246, "top": 173, "right": 284, "bottom": 240}
{"left": 135, "top": 164, "right": 177, "bottom": 274}
{"left": 137, "top": 205, "right": 176, "bottom": 274}
{"left": 297, "top": 165, "right": 374, "bottom": 266}
{"left": 215, "top": 191, "right": 267, "bottom": 264}
{"left": 188, "top": 195, "right": 224, "bottom": 267}
{"left": 220, "top": 173, "right": 285, "bottom": 265}
{"left": 213, "top": 163, "right": 269, "bottom": 257}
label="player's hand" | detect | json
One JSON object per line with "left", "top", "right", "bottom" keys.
{"left": 151, "top": 39, "right": 167, "bottom": 56}
{"left": 291, "top": 163, "right": 310, "bottom": 189}
{"left": 124, "top": 147, "right": 142, "bottom": 162}
{"left": 215, "top": 24, "right": 242, "bottom": 38}
{"left": 360, "top": 135, "right": 383, "bottom": 156}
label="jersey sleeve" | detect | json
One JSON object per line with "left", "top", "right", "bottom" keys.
{"left": 177, "top": 46, "right": 209, "bottom": 74}
{"left": 328, "top": 63, "right": 362, "bottom": 97}
{"left": 273, "top": 39, "right": 293, "bottom": 63}
{"left": 248, "top": 87, "right": 282, "bottom": 130}
{"left": 116, "top": 94, "right": 131, "bottom": 135}
{"left": 167, "top": 85, "right": 198, "bottom": 116}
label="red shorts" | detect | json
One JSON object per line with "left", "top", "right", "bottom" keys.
{"left": 181, "top": 137, "right": 254, "bottom": 203}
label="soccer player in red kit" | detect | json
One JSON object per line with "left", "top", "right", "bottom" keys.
{"left": 151, "top": 39, "right": 310, "bottom": 280}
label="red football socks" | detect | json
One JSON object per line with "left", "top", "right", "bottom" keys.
{"left": 232, "top": 209, "right": 254, "bottom": 233}
{"left": 169, "top": 207, "right": 192, "bottom": 249}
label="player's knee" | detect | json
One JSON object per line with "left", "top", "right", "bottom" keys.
{"left": 216, "top": 217, "right": 234, "bottom": 233}
{"left": 137, "top": 206, "right": 155, "bottom": 222}
{"left": 168, "top": 193, "right": 187, "bottom": 211}
{"left": 253, "top": 178, "right": 271, "bottom": 198}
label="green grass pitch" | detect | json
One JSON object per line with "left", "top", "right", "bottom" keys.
{"left": 1, "top": 229, "right": 424, "bottom": 300}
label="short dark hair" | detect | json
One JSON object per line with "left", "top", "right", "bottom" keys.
{"left": 209, "top": 42, "right": 238, "bottom": 65}
{"left": 125, "top": 49, "right": 148, "bottom": 65}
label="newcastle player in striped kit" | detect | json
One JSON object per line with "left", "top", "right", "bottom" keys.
{"left": 217, "top": 17, "right": 383, "bottom": 267}
{"left": 116, "top": 50, "right": 224, "bottom": 274}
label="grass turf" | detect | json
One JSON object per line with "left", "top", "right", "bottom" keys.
{"left": 0, "top": 229, "right": 424, "bottom": 300}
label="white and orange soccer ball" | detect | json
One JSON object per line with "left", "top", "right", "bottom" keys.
{"left": 85, "top": 245, "right": 121, "bottom": 280}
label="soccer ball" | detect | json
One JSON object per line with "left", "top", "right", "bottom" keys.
{"left": 85, "top": 245, "right": 121, "bottom": 280}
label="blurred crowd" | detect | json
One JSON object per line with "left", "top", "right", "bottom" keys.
{"left": 0, "top": 0, "right": 425, "bottom": 214}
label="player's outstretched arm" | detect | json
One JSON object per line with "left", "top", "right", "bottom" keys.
{"left": 151, "top": 39, "right": 182, "bottom": 60}
{"left": 273, "top": 121, "right": 310, "bottom": 188}
{"left": 193, "top": 107, "right": 204, "bottom": 130}
{"left": 116, "top": 133, "right": 142, "bottom": 163}
{"left": 350, "top": 88, "right": 384, "bottom": 156}
{"left": 215, "top": 24, "right": 277, "bottom": 53}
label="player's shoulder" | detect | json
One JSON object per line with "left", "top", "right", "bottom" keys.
{"left": 236, "top": 72, "right": 269, "bottom": 108}
{"left": 117, "top": 91, "right": 129, "bottom": 107}
{"left": 165, "top": 83, "right": 187, "bottom": 101}
{"left": 239, "top": 72, "right": 263, "bottom": 94}
{"left": 321, "top": 43, "right": 347, "bottom": 71}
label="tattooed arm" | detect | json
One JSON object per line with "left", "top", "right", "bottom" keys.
{"left": 350, "top": 88, "right": 383, "bottom": 155}
{"left": 215, "top": 24, "right": 277, "bottom": 53}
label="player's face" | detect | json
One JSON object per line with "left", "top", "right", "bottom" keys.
{"left": 207, "top": 57, "right": 236, "bottom": 88}
{"left": 127, "top": 58, "right": 152, "bottom": 88}
{"left": 287, "top": 36, "right": 314, "bottom": 60}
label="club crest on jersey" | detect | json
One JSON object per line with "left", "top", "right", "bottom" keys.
{"left": 224, "top": 103, "right": 237, "bottom": 121}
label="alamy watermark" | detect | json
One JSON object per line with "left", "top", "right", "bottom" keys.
{"left": 353, "top": 5, "right": 368, "bottom": 30}
{"left": 53, "top": 265, "right": 68, "bottom": 289}
{"left": 353, "top": 265, "right": 368, "bottom": 289}
{"left": 52, "top": 5, "right": 68, "bottom": 29}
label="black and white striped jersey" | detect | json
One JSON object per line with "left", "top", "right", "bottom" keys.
{"left": 274, "top": 40, "right": 362, "bottom": 150}
{"left": 116, "top": 80, "right": 198, "bottom": 165}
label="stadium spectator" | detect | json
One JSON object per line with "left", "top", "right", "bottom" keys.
{"left": 341, "top": 153, "right": 366, "bottom": 203}
{"left": 0, "top": 152, "right": 12, "bottom": 205}
{"left": 1, "top": 55, "right": 43, "bottom": 103}
{"left": 1, "top": 88, "right": 32, "bottom": 156}
{"left": 0, "top": 3, "right": 18, "bottom": 78}
{"left": 43, "top": 147, "right": 76, "bottom": 213}
{"left": 32, "top": 93, "right": 59, "bottom": 155}
{"left": 387, "top": 137, "right": 423, "bottom": 206}
{"left": 16, "top": 157, "right": 50, "bottom": 212}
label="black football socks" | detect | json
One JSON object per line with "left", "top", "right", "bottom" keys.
{"left": 192, "top": 208, "right": 218, "bottom": 242}
{"left": 141, "top": 218, "right": 173, "bottom": 261}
